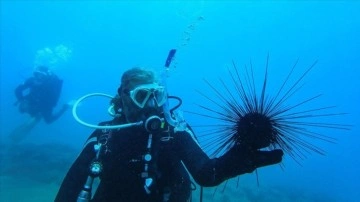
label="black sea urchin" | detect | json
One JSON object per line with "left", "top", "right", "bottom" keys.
{"left": 190, "top": 55, "right": 350, "bottom": 163}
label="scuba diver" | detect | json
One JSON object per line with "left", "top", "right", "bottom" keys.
{"left": 10, "top": 65, "right": 69, "bottom": 142}
{"left": 55, "top": 67, "right": 283, "bottom": 202}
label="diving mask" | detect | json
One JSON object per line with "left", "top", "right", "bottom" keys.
{"left": 127, "top": 83, "right": 167, "bottom": 109}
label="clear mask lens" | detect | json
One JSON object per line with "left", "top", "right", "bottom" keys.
{"left": 130, "top": 84, "right": 166, "bottom": 108}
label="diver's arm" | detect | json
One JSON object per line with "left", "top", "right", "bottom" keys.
{"left": 55, "top": 135, "right": 97, "bottom": 202}
{"left": 48, "top": 75, "right": 63, "bottom": 107}
{"left": 177, "top": 130, "right": 283, "bottom": 187}
{"left": 14, "top": 78, "right": 34, "bottom": 101}
{"left": 41, "top": 75, "right": 67, "bottom": 123}
{"left": 197, "top": 145, "right": 283, "bottom": 186}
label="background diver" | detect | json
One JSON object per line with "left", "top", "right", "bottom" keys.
{"left": 10, "top": 65, "right": 69, "bottom": 142}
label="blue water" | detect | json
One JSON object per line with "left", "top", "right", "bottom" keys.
{"left": 1, "top": 1, "right": 359, "bottom": 201}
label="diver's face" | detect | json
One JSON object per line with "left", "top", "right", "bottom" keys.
{"left": 121, "top": 83, "right": 166, "bottom": 123}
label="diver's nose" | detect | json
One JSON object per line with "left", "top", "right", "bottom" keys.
{"left": 145, "top": 96, "right": 156, "bottom": 108}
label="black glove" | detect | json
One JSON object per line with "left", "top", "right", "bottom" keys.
{"left": 218, "top": 145, "right": 284, "bottom": 177}
{"left": 247, "top": 149, "right": 283, "bottom": 172}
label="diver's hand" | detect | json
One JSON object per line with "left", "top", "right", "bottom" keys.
{"left": 249, "top": 149, "right": 283, "bottom": 172}
{"left": 59, "top": 103, "right": 71, "bottom": 113}
{"left": 61, "top": 100, "right": 77, "bottom": 110}
{"left": 63, "top": 99, "right": 78, "bottom": 110}
{"left": 224, "top": 145, "right": 283, "bottom": 175}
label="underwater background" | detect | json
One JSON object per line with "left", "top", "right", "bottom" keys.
{"left": 1, "top": 1, "right": 359, "bottom": 201}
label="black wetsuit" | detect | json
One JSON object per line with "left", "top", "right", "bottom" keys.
{"left": 55, "top": 116, "right": 264, "bottom": 202}
{"left": 15, "top": 73, "right": 66, "bottom": 123}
